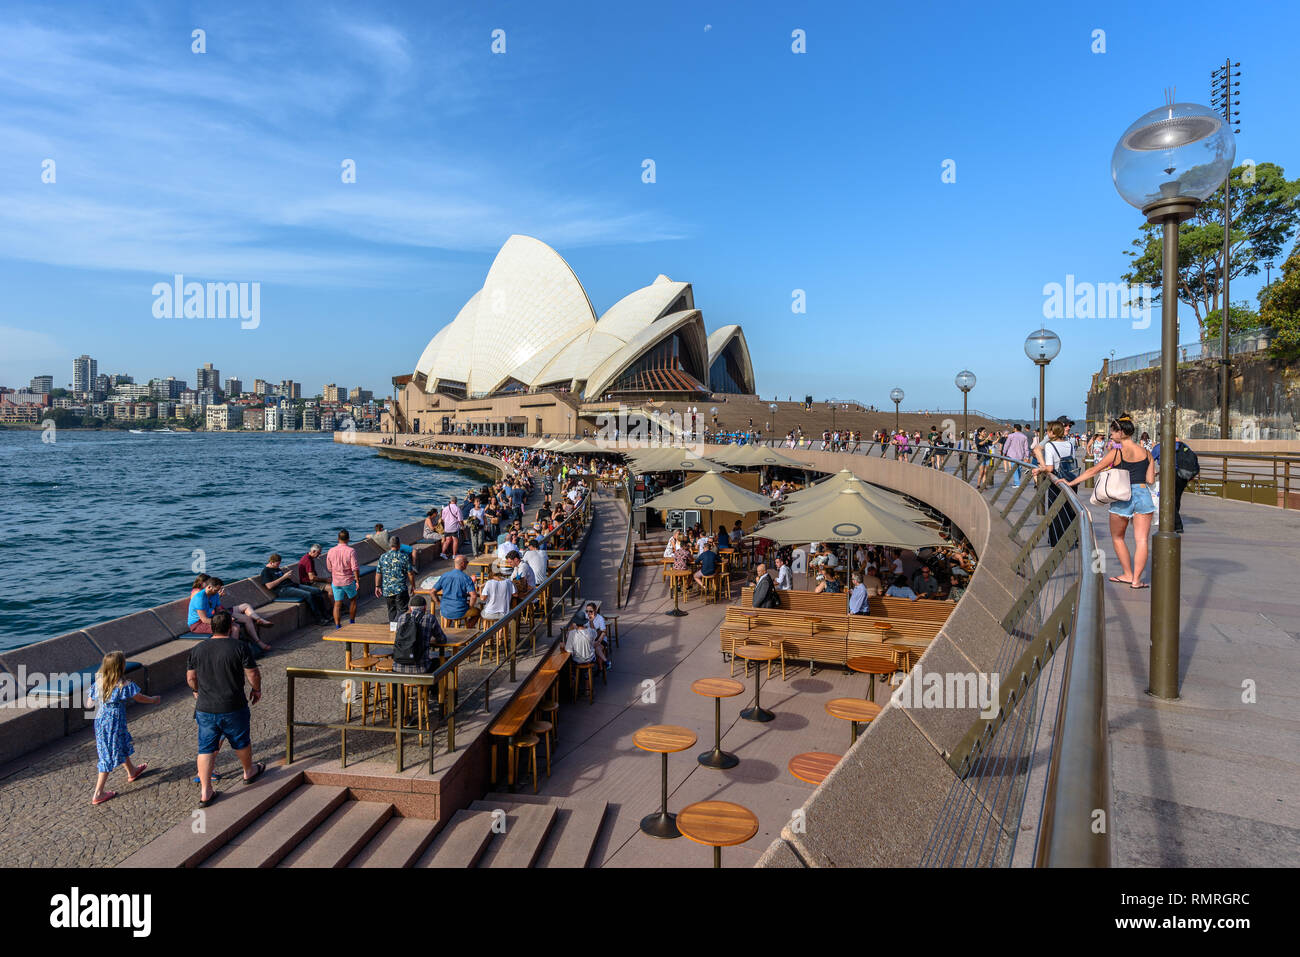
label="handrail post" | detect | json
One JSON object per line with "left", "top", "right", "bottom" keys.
{"left": 285, "top": 673, "right": 295, "bottom": 765}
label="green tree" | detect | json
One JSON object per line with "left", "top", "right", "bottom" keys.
{"left": 1202, "top": 302, "right": 1262, "bottom": 343}
{"left": 1121, "top": 161, "right": 1300, "bottom": 337}
{"left": 1259, "top": 241, "right": 1300, "bottom": 361}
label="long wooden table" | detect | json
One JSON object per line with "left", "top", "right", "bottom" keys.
{"left": 322, "top": 622, "right": 477, "bottom": 714}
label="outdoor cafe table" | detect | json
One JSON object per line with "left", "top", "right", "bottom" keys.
{"left": 846, "top": 654, "right": 897, "bottom": 703}
{"left": 322, "top": 622, "right": 477, "bottom": 713}
{"left": 733, "top": 645, "right": 780, "bottom": 722}
{"left": 467, "top": 555, "right": 496, "bottom": 583}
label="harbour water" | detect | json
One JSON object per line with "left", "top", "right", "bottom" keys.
{"left": 0, "top": 431, "right": 480, "bottom": 652}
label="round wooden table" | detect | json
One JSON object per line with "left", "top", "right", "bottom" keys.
{"left": 847, "top": 654, "right": 896, "bottom": 703}
{"left": 675, "top": 800, "right": 760, "bottom": 868}
{"left": 634, "top": 724, "right": 699, "bottom": 839}
{"left": 787, "top": 751, "right": 841, "bottom": 786}
{"left": 825, "top": 698, "right": 882, "bottom": 745}
{"left": 734, "top": 645, "right": 781, "bottom": 722}
{"left": 665, "top": 569, "right": 692, "bottom": 617}
{"left": 691, "top": 677, "right": 745, "bottom": 769}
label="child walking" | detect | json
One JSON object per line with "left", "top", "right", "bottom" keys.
{"left": 89, "top": 651, "right": 160, "bottom": 806}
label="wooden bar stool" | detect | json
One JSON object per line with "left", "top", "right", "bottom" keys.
{"left": 571, "top": 661, "right": 599, "bottom": 704}
{"left": 529, "top": 719, "right": 554, "bottom": 778}
{"left": 676, "top": 800, "right": 760, "bottom": 867}
{"left": 512, "top": 733, "right": 541, "bottom": 794}
{"left": 788, "top": 751, "right": 841, "bottom": 786}
{"left": 605, "top": 615, "right": 621, "bottom": 648}
{"left": 477, "top": 616, "right": 506, "bottom": 665}
{"left": 634, "top": 725, "right": 698, "bottom": 839}
{"left": 825, "top": 698, "right": 882, "bottom": 746}
{"left": 538, "top": 699, "right": 560, "bottom": 743}
{"left": 691, "top": 677, "right": 745, "bottom": 769}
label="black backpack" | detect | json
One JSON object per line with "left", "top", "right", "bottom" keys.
{"left": 1174, "top": 443, "right": 1200, "bottom": 481}
{"left": 392, "top": 614, "right": 426, "bottom": 666}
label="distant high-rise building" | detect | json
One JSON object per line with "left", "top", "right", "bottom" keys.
{"left": 150, "top": 376, "right": 186, "bottom": 400}
{"left": 253, "top": 379, "right": 269, "bottom": 396}
{"left": 279, "top": 379, "right": 301, "bottom": 400}
{"left": 113, "top": 383, "right": 153, "bottom": 401}
{"left": 322, "top": 383, "right": 346, "bottom": 403}
{"left": 264, "top": 406, "right": 279, "bottom": 432}
{"left": 72, "top": 355, "right": 98, "bottom": 394}
{"left": 348, "top": 387, "right": 373, "bottom": 403}
{"left": 226, "top": 377, "right": 243, "bottom": 397}
{"left": 197, "top": 388, "right": 218, "bottom": 408}
{"left": 94, "top": 374, "right": 111, "bottom": 395}
{"left": 110, "top": 373, "right": 134, "bottom": 387}
{"left": 195, "top": 363, "right": 221, "bottom": 392}
{"left": 279, "top": 405, "right": 299, "bottom": 430}
{"left": 301, "top": 407, "right": 319, "bottom": 431}
{"left": 29, "top": 375, "right": 53, "bottom": 394}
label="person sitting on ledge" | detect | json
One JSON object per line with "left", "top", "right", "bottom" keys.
{"left": 188, "top": 576, "right": 270, "bottom": 650}
{"left": 261, "top": 553, "right": 332, "bottom": 625}
{"left": 297, "top": 545, "right": 332, "bottom": 594}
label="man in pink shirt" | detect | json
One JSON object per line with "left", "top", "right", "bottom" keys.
{"left": 326, "top": 529, "right": 360, "bottom": 628}
{"left": 1002, "top": 424, "right": 1030, "bottom": 488}
{"left": 440, "top": 496, "right": 463, "bottom": 560}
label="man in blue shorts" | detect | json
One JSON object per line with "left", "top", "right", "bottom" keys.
{"left": 186, "top": 610, "right": 263, "bottom": 807}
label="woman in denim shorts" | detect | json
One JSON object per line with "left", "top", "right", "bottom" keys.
{"left": 1066, "top": 415, "right": 1156, "bottom": 589}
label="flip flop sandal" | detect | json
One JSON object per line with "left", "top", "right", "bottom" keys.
{"left": 198, "top": 791, "right": 220, "bottom": 808}
{"left": 91, "top": 790, "right": 117, "bottom": 806}
{"left": 1130, "top": 582, "right": 1150, "bottom": 589}
{"left": 242, "top": 761, "right": 266, "bottom": 785}
{"left": 1107, "top": 576, "right": 1131, "bottom": 584}
{"left": 126, "top": 762, "right": 149, "bottom": 783}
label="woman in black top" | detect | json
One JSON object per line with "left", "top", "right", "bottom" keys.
{"left": 1065, "top": 415, "right": 1156, "bottom": 589}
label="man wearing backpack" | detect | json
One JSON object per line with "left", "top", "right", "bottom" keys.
{"left": 392, "top": 595, "right": 445, "bottom": 675}
{"left": 1153, "top": 436, "right": 1198, "bottom": 534}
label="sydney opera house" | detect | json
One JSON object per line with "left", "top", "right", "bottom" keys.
{"left": 392, "top": 235, "right": 757, "bottom": 436}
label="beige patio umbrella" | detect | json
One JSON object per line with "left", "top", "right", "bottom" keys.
{"left": 644, "top": 469, "right": 774, "bottom": 536}
{"left": 630, "top": 448, "right": 734, "bottom": 473}
{"left": 753, "top": 488, "right": 947, "bottom": 550}
{"left": 780, "top": 473, "right": 930, "bottom": 523}
{"left": 786, "top": 469, "right": 914, "bottom": 508}
{"left": 707, "top": 444, "right": 806, "bottom": 469}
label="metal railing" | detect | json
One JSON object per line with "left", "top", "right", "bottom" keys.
{"left": 1186, "top": 450, "right": 1300, "bottom": 509}
{"left": 614, "top": 473, "right": 636, "bottom": 608}
{"left": 284, "top": 483, "right": 593, "bottom": 773}
{"left": 1107, "top": 328, "right": 1274, "bottom": 374}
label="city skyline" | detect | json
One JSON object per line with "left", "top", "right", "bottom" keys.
{"left": 0, "top": 1, "right": 1296, "bottom": 419}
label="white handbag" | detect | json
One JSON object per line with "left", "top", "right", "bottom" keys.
{"left": 1091, "top": 466, "right": 1132, "bottom": 505}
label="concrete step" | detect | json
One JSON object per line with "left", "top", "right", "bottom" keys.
{"left": 119, "top": 765, "right": 305, "bottom": 868}
{"left": 348, "top": 817, "right": 441, "bottom": 868}
{"left": 415, "top": 809, "right": 497, "bottom": 867}
{"left": 484, "top": 793, "right": 608, "bottom": 868}
{"left": 469, "top": 800, "right": 557, "bottom": 868}
{"left": 200, "top": 784, "right": 347, "bottom": 868}
{"left": 279, "top": 801, "right": 394, "bottom": 868}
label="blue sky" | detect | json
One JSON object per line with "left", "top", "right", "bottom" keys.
{"left": 1, "top": 0, "right": 1296, "bottom": 419}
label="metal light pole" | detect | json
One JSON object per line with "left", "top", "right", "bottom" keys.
{"left": 1265, "top": 261, "right": 1273, "bottom": 286}
{"left": 1113, "top": 97, "right": 1235, "bottom": 699}
{"left": 890, "top": 388, "right": 904, "bottom": 434}
{"left": 769, "top": 402, "right": 778, "bottom": 446}
{"left": 955, "top": 371, "right": 975, "bottom": 479}
{"left": 1212, "top": 60, "right": 1241, "bottom": 440}
{"left": 1025, "top": 329, "right": 1061, "bottom": 441}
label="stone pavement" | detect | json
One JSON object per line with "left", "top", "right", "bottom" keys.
{"left": 1088, "top": 490, "right": 1300, "bottom": 866}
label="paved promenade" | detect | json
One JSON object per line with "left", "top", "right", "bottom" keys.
{"left": 1092, "top": 491, "right": 1300, "bottom": 866}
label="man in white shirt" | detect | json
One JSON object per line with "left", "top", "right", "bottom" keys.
{"left": 774, "top": 555, "right": 792, "bottom": 590}
{"left": 523, "top": 541, "right": 548, "bottom": 585}
{"left": 506, "top": 552, "right": 536, "bottom": 592}
{"left": 478, "top": 571, "right": 514, "bottom": 621}
{"left": 564, "top": 619, "right": 606, "bottom": 667}
{"left": 496, "top": 531, "right": 521, "bottom": 563}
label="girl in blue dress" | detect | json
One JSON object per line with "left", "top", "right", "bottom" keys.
{"left": 89, "top": 651, "right": 160, "bottom": 806}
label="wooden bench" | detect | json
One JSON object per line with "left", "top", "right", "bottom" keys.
{"left": 488, "top": 643, "right": 571, "bottom": 788}
{"left": 719, "top": 587, "right": 951, "bottom": 676}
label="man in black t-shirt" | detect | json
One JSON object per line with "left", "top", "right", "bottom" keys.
{"left": 186, "top": 611, "right": 264, "bottom": 807}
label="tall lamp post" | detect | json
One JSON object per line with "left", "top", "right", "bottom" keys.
{"left": 955, "top": 370, "right": 976, "bottom": 479}
{"left": 890, "top": 388, "right": 904, "bottom": 434}
{"left": 769, "top": 402, "right": 778, "bottom": 446}
{"left": 1113, "top": 98, "right": 1235, "bottom": 700}
{"left": 1211, "top": 60, "right": 1241, "bottom": 440}
{"left": 1024, "top": 329, "right": 1061, "bottom": 440}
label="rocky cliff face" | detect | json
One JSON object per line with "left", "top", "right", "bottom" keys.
{"left": 1086, "top": 353, "right": 1299, "bottom": 439}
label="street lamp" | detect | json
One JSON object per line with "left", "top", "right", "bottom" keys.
{"left": 955, "top": 371, "right": 975, "bottom": 479}
{"left": 1024, "top": 328, "right": 1061, "bottom": 441}
{"left": 1113, "top": 97, "right": 1235, "bottom": 700}
{"left": 1265, "top": 260, "right": 1273, "bottom": 286}
{"left": 769, "top": 402, "right": 778, "bottom": 445}
{"left": 889, "top": 388, "right": 904, "bottom": 434}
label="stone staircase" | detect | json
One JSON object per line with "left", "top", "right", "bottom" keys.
{"left": 120, "top": 766, "right": 607, "bottom": 869}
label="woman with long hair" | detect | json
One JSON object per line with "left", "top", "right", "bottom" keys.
{"left": 1064, "top": 414, "right": 1156, "bottom": 589}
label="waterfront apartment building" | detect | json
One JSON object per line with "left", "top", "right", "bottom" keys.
{"left": 72, "top": 355, "right": 97, "bottom": 394}
{"left": 113, "top": 383, "right": 153, "bottom": 401}
{"left": 226, "top": 377, "right": 243, "bottom": 397}
{"left": 6, "top": 391, "right": 50, "bottom": 406}
{"left": 302, "top": 407, "right": 319, "bottom": 431}
{"left": 280, "top": 405, "right": 300, "bottom": 430}
{"left": 195, "top": 363, "right": 221, "bottom": 393}
{"left": 197, "top": 387, "right": 218, "bottom": 408}
{"left": 150, "top": 376, "right": 186, "bottom": 399}
{"left": 264, "top": 406, "right": 279, "bottom": 431}
{"left": 0, "top": 400, "right": 41, "bottom": 424}
{"left": 205, "top": 404, "right": 232, "bottom": 431}
{"left": 279, "top": 379, "right": 301, "bottom": 399}
{"left": 242, "top": 407, "right": 265, "bottom": 430}
{"left": 29, "top": 375, "right": 53, "bottom": 394}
